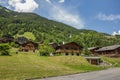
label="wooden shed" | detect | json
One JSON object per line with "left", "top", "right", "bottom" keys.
{"left": 84, "top": 57, "right": 101, "bottom": 65}
{"left": 53, "top": 42, "right": 83, "bottom": 56}
{"left": 95, "top": 45, "right": 120, "bottom": 57}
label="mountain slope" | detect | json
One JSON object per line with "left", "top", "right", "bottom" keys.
{"left": 0, "top": 5, "right": 120, "bottom": 47}
{"left": 0, "top": 5, "right": 80, "bottom": 41}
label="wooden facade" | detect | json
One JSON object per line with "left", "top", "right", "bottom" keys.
{"left": 85, "top": 57, "right": 101, "bottom": 65}
{"left": 19, "top": 41, "right": 38, "bottom": 52}
{"left": 53, "top": 42, "right": 83, "bottom": 56}
{"left": 95, "top": 45, "right": 120, "bottom": 57}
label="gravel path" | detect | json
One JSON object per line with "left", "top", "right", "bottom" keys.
{"left": 33, "top": 68, "right": 120, "bottom": 80}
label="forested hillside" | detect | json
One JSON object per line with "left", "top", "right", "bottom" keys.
{"left": 0, "top": 5, "right": 120, "bottom": 47}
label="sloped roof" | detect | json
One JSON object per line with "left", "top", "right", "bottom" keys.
{"left": 16, "top": 37, "right": 28, "bottom": 44}
{"left": 95, "top": 45, "right": 120, "bottom": 52}
{"left": 88, "top": 47, "right": 99, "bottom": 50}
{"left": 49, "top": 42, "right": 58, "bottom": 49}
{"left": 56, "top": 42, "right": 83, "bottom": 50}
{"left": 84, "top": 57, "right": 101, "bottom": 59}
{"left": 21, "top": 41, "right": 38, "bottom": 48}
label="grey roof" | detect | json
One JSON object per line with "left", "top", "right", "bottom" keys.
{"left": 95, "top": 45, "right": 120, "bottom": 52}
{"left": 88, "top": 47, "right": 98, "bottom": 50}
{"left": 84, "top": 57, "right": 101, "bottom": 59}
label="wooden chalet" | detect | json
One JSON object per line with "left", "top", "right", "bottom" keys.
{"left": 95, "top": 45, "right": 120, "bottom": 57}
{"left": 0, "top": 35, "right": 14, "bottom": 43}
{"left": 19, "top": 41, "right": 38, "bottom": 52}
{"left": 53, "top": 42, "right": 83, "bottom": 56}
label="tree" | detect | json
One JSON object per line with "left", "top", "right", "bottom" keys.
{"left": 82, "top": 46, "right": 91, "bottom": 56}
{"left": 39, "top": 43, "right": 54, "bottom": 56}
{"left": 0, "top": 44, "right": 10, "bottom": 55}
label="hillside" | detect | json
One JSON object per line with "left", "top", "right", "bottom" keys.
{"left": 0, "top": 5, "right": 120, "bottom": 47}
{"left": 0, "top": 6, "right": 79, "bottom": 39}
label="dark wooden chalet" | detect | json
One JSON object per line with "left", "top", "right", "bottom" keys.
{"left": 0, "top": 35, "right": 14, "bottom": 43}
{"left": 95, "top": 45, "right": 120, "bottom": 57}
{"left": 19, "top": 41, "right": 38, "bottom": 52}
{"left": 53, "top": 42, "right": 83, "bottom": 56}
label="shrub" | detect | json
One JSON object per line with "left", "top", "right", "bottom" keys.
{"left": 39, "top": 44, "right": 54, "bottom": 56}
{"left": 82, "top": 46, "right": 91, "bottom": 56}
{"left": 9, "top": 42, "right": 19, "bottom": 48}
{"left": 0, "top": 44, "right": 10, "bottom": 55}
{"left": 40, "top": 52, "right": 50, "bottom": 56}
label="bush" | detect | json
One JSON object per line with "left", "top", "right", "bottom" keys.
{"left": 1, "top": 50, "right": 9, "bottom": 55}
{"left": 39, "top": 44, "right": 54, "bottom": 56}
{"left": 40, "top": 52, "right": 50, "bottom": 56}
{"left": 0, "top": 44, "right": 10, "bottom": 55}
{"left": 9, "top": 42, "right": 19, "bottom": 48}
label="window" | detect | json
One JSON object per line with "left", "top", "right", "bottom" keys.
{"left": 76, "top": 53, "right": 79, "bottom": 56}
{"left": 74, "top": 48, "right": 77, "bottom": 50}
{"left": 71, "top": 53, "right": 74, "bottom": 56}
{"left": 65, "top": 47, "right": 69, "bottom": 50}
{"left": 66, "top": 53, "right": 69, "bottom": 56}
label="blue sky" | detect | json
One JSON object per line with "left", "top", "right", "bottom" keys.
{"left": 0, "top": 0, "right": 120, "bottom": 35}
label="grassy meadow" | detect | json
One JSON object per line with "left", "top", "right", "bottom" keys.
{"left": 102, "top": 57, "right": 120, "bottom": 67}
{"left": 0, "top": 53, "right": 105, "bottom": 80}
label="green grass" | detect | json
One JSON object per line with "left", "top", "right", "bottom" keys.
{"left": 0, "top": 54, "right": 105, "bottom": 80}
{"left": 102, "top": 57, "right": 120, "bottom": 67}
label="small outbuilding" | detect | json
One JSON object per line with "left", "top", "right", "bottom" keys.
{"left": 84, "top": 57, "right": 101, "bottom": 65}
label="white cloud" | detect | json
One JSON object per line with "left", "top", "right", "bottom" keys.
{"left": 97, "top": 13, "right": 120, "bottom": 21}
{"left": 45, "top": 0, "right": 65, "bottom": 3}
{"left": 8, "top": 0, "right": 38, "bottom": 12}
{"left": 112, "top": 30, "right": 120, "bottom": 35}
{"left": 44, "top": 0, "right": 84, "bottom": 29}
{"left": 59, "top": 0, "right": 65, "bottom": 3}
{"left": 50, "top": 6, "right": 84, "bottom": 29}
{"left": 45, "top": 0, "right": 51, "bottom": 4}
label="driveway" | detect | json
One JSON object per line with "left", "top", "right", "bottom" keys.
{"left": 33, "top": 68, "right": 120, "bottom": 80}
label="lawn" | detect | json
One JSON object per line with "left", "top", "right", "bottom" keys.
{"left": 102, "top": 57, "right": 120, "bottom": 67}
{"left": 0, "top": 53, "right": 105, "bottom": 80}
